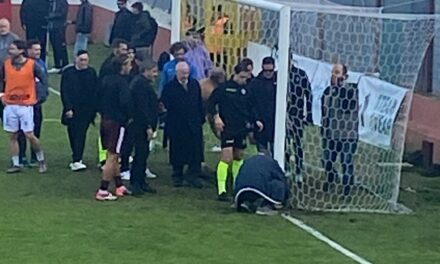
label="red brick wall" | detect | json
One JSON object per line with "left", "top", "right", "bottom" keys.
{"left": 10, "top": 4, "right": 171, "bottom": 60}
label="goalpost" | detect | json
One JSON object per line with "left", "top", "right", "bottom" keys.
{"left": 172, "top": 0, "right": 437, "bottom": 213}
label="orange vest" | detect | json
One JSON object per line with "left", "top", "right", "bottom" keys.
{"left": 4, "top": 58, "right": 37, "bottom": 106}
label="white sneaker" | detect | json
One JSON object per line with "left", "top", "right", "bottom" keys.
{"left": 48, "top": 68, "right": 61, "bottom": 74}
{"left": 146, "top": 168, "right": 157, "bottom": 179}
{"left": 70, "top": 161, "right": 87, "bottom": 171}
{"left": 295, "top": 174, "right": 304, "bottom": 183}
{"left": 210, "top": 145, "right": 222, "bottom": 152}
{"left": 121, "top": 170, "right": 131, "bottom": 181}
{"left": 149, "top": 140, "right": 155, "bottom": 152}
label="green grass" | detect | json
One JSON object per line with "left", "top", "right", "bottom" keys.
{"left": 0, "top": 44, "right": 439, "bottom": 263}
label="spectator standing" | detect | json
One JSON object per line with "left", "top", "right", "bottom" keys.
{"left": 0, "top": 18, "right": 19, "bottom": 66}
{"left": 0, "top": 40, "right": 48, "bottom": 174}
{"left": 129, "top": 60, "right": 159, "bottom": 195}
{"left": 321, "top": 63, "right": 359, "bottom": 196}
{"left": 60, "top": 50, "right": 98, "bottom": 171}
{"left": 96, "top": 55, "right": 133, "bottom": 201}
{"left": 72, "top": 0, "right": 93, "bottom": 57}
{"left": 161, "top": 62, "right": 204, "bottom": 189}
{"left": 18, "top": 40, "right": 49, "bottom": 167}
{"left": 47, "top": 0, "right": 69, "bottom": 74}
{"left": 130, "top": 2, "right": 158, "bottom": 59}
{"left": 19, "top": 0, "right": 50, "bottom": 61}
{"left": 109, "top": 0, "right": 133, "bottom": 45}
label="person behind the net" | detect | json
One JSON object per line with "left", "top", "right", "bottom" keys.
{"left": 207, "top": 63, "right": 263, "bottom": 201}
{"left": 129, "top": 60, "right": 160, "bottom": 195}
{"left": 60, "top": 50, "right": 98, "bottom": 172}
{"left": 17, "top": 39, "right": 49, "bottom": 167}
{"left": 287, "top": 58, "right": 313, "bottom": 184}
{"left": 201, "top": 67, "right": 226, "bottom": 153}
{"left": 0, "top": 40, "right": 48, "bottom": 174}
{"left": 248, "top": 57, "right": 277, "bottom": 156}
{"left": 321, "top": 63, "right": 359, "bottom": 196}
{"left": 95, "top": 54, "right": 133, "bottom": 201}
{"left": 97, "top": 39, "right": 129, "bottom": 169}
{"left": 161, "top": 61, "right": 204, "bottom": 189}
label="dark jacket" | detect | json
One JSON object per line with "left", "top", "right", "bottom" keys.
{"left": 234, "top": 155, "right": 290, "bottom": 206}
{"left": 20, "top": 0, "right": 50, "bottom": 28}
{"left": 47, "top": 0, "right": 69, "bottom": 30}
{"left": 75, "top": 1, "right": 93, "bottom": 34}
{"left": 321, "top": 83, "right": 359, "bottom": 140}
{"left": 249, "top": 71, "right": 277, "bottom": 143}
{"left": 99, "top": 74, "right": 132, "bottom": 125}
{"left": 98, "top": 55, "right": 114, "bottom": 81}
{"left": 60, "top": 65, "right": 98, "bottom": 125}
{"left": 130, "top": 74, "right": 159, "bottom": 131}
{"left": 207, "top": 79, "right": 254, "bottom": 134}
{"left": 161, "top": 77, "right": 205, "bottom": 166}
{"left": 109, "top": 8, "right": 133, "bottom": 44}
{"left": 289, "top": 66, "right": 313, "bottom": 123}
{"left": 131, "top": 11, "right": 158, "bottom": 48}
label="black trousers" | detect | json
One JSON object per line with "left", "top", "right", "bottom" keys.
{"left": 49, "top": 26, "right": 69, "bottom": 68}
{"left": 322, "top": 138, "right": 358, "bottom": 190}
{"left": 18, "top": 104, "right": 43, "bottom": 162}
{"left": 67, "top": 118, "right": 91, "bottom": 162}
{"left": 130, "top": 126, "right": 150, "bottom": 187}
{"left": 26, "top": 24, "right": 48, "bottom": 62}
{"left": 120, "top": 123, "right": 135, "bottom": 172}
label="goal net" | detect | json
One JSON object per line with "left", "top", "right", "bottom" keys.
{"left": 172, "top": 0, "right": 437, "bottom": 213}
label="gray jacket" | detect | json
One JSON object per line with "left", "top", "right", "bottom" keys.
{"left": 0, "top": 33, "right": 19, "bottom": 65}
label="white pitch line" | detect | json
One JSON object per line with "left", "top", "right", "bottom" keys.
{"left": 281, "top": 214, "right": 373, "bottom": 264}
{"left": 49, "top": 87, "right": 60, "bottom": 96}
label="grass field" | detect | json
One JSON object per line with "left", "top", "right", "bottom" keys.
{"left": 0, "top": 44, "right": 439, "bottom": 264}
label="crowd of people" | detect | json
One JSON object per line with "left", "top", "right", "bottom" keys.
{"left": 0, "top": 0, "right": 360, "bottom": 214}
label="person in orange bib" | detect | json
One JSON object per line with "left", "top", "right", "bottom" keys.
{"left": 0, "top": 40, "right": 48, "bottom": 174}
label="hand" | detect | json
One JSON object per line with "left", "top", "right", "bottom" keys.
{"left": 65, "top": 110, "right": 74, "bottom": 119}
{"left": 158, "top": 102, "right": 166, "bottom": 113}
{"left": 146, "top": 128, "right": 154, "bottom": 141}
{"left": 256, "top": 121, "right": 264, "bottom": 132}
{"left": 214, "top": 115, "right": 224, "bottom": 136}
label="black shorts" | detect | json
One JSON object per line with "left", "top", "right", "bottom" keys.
{"left": 221, "top": 131, "right": 247, "bottom": 149}
{"left": 100, "top": 118, "right": 125, "bottom": 154}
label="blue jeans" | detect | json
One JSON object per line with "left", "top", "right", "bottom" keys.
{"left": 73, "top": 33, "right": 90, "bottom": 57}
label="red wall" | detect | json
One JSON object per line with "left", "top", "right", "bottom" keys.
{"left": 0, "top": 0, "right": 12, "bottom": 20}
{"left": 9, "top": 4, "right": 171, "bottom": 60}
{"left": 407, "top": 94, "right": 440, "bottom": 164}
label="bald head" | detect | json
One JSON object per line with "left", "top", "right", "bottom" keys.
{"left": 176, "top": 61, "right": 190, "bottom": 84}
{"left": 0, "top": 18, "right": 11, "bottom": 35}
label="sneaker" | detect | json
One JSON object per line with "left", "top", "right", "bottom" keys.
{"left": 145, "top": 168, "right": 157, "bottom": 179}
{"left": 295, "top": 174, "right": 304, "bottom": 183}
{"left": 6, "top": 166, "right": 21, "bottom": 174}
{"left": 48, "top": 68, "right": 61, "bottom": 74}
{"left": 95, "top": 190, "right": 118, "bottom": 201}
{"left": 256, "top": 205, "right": 278, "bottom": 216}
{"left": 39, "top": 162, "right": 48, "bottom": 173}
{"left": 116, "top": 185, "right": 133, "bottom": 197}
{"left": 120, "top": 170, "right": 131, "bottom": 181}
{"left": 69, "top": 161, "right": 87, "bottom": 172}
{"left": 218, "top": 192, "right": 229, "bottom": 202}
{"left": 21, "top": 158, "right": 29, "bottom": 167}
{"left": 149, "top": 140, "right": 155, "bottom": 152}
{"left": 210, "top": 145, "right": 222, "bottom": 153}
{"left": 129, "top": 184, "right": 145, "bottom": 197}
